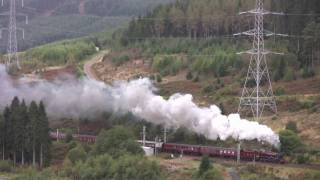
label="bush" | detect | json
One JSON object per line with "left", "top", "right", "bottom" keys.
{"left": 0, "top": 160, "right": 12, "bottom": 172}
{"left": 274, "top": 87, "right": 286, "bottom": 96}
{"left": 63, "top": 154, "right": 163, "bottom": 180}
{"left": 94, "top": 126, "right": 143, "bottom": 157}
{"left": 67, "top": 145, "right": 87, "bottom": 164}
{"left": 299, "top": 99, "right": 316, "bottom": 109}
{"left": 112, "top": 55, "right": 130, "bottom": 66}
{"left": 247, "top": 174, "right": 259, "bottom": 180}
{"left": 297, "top": 154, "right": 310, "bottom": 164}
{"left": 186, "top": 71, "right": 193, "bottom": 80}
{"left": 202, "top": 85, "right": 214, "bottom": 94}
{"left": 198, "top": 155, "right": 212, "bottom": 176}
{"left": 279, "top": 130, "right": 302, "bottom": 155}
{"left": 13, "top": 167, "right": 66, "bottom": 180}
{"left": 156, "top": 74, "right": 162, "bottom": 83}
{"left": 286, "top": 121, "right": 298, "bottom": 133}
{"left": 313, "top": 172, "right": 320, "bottom": 180}
{"left": 301, "top": 66, "right": 315, "bottom": 78}
{"left": 152, "top": 55, "right": 183, "bottom": 76}
{"left": 284, "top": 68, "right": 296, "bottom": 81}
{"left": 200, "top": 168, "right": 222, "bottom": 180}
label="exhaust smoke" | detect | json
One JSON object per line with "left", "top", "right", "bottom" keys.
{"left": 0, "top": 65, "right": 280, "bottom": 147}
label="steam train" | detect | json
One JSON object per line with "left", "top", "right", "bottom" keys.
{"left": 162, "top": 143, "right": 284, "bottom": 163}
{"left": 50, "top": 132, "right": 284, "bottom": 164}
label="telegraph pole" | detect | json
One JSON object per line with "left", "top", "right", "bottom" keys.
{"left": 163, "top": 127, "right": 167, "bottom": 143}
{"left": 235, "top": 0, "right": 286, "bottom": 121}
{"left": 142, "top": 126, "right": 146, "bottom": 146}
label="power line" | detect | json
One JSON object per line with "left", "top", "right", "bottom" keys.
{"left": 237, "top": 0, "right": 282, "bottom": 121}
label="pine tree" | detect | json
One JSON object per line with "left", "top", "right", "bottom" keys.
{"left": 10, "top": 97, "right": 20, "bottom": 165}
{"left": 0, "top": 113, "right": 4, "bottom": 160}
{"left": 19, "top": 100, "right": 29, "bottom": 165}
{"left": 3, "top": 106, "right": 11, "bottom": 161}
{"left": 38, "top": 101, "right": 51, "bottom": 167}
{"left": 29, "top": 101, "right": 40, "bottom": 167}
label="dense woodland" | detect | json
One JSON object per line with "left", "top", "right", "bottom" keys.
{"left": 0, "top": 97, "right": 51, "bottom": 167}
{"left": 119, "top": 0, "right": 320, "bottom": 77}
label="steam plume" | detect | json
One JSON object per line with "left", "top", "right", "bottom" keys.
{"left": 0, "top": 65, "right": 279, "bottom": 146}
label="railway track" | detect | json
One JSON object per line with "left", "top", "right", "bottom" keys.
{"left": 190, "top": 155, "right": 320, "bottom": 171}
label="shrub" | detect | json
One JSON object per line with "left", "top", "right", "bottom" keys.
{"left": 301, "top": 66, "right": 315, "bottom": 78}
{"left": 297, "top": 154, "right": 310, "bottom": 164}
{"left": 299, "top": 99, "right": 316, "bottom": 109}
{"left": 200, "top": 168, "right": 222, "bottom": 180}
{"left": 113, "top": 155, "right": 163, "bottom": 180}
{"left": 279, "top": 130, "right": 302, "bottom": 155}
{"left": 67, "top": 145, "right": 87, "bottom": 164}
{"left": 0, "top": 160, "right": 12, "bottom": 172}
{"left": 286, "top": 121, "right": 298, "bottom": 133}
{"left": 112, "top": 55, "right": 130, "bottom": 66}
{"left": 202, "top": 85, "right": 214, "bottom": 94}
{"left": 198, "top": 155, "right": 212, "bottom": 176}
{"left": 313, "top": 172, "right": 320, "bottom": 180}
{"left": 284, "top": 67, "right": 296, "bottom": 81}
{"left": 152, "top": 55, "right": 183, "bottom": 76}
{"left": 68, "top": 141, "right": 78, "bottom": 151}
{"left": 247, "top": 174, "right": 259, "bottom": 180}
{"left": 186, "top": 71, "right": 193, "bottom": 80}
{"left": 94, "top": 126, "right": 143, "bottom": 157}
{"left": 274, "top": 87, "right": 286, "bottom": 96}
{"left": 156, "top": 74, "right": 162, "bottom": 83}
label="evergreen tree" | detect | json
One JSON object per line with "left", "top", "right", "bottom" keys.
{"left": 38, "top": 101, "right": 51, "bottom": 167}
{"left": 19, "top": 100, "right": 29, "bottom": 165}
{"left": 3, "top": 107, "right": 11, "bottom": 161}
{"left": 0, "top": 113, "right": 4, "bottom": 160}
{"left": 29, "top": 101, "right": 40, "bottom": 167}
{"left": 10, "top": 97, "right": 20, "bottom": 165}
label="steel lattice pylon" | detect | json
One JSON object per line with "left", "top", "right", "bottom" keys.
{"left": 237, "top": 0, "right": 283, "bottom": 120}
{"left": 6, "top": 0, "right": 20, "bottom": 71}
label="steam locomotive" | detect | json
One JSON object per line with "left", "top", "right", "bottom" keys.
{"left": 50, "top": 132, "right": 284, "bottom": 164}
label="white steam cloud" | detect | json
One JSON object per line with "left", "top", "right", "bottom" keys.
{"left": 0, "top": 65, "right": 280, "bottom": 146}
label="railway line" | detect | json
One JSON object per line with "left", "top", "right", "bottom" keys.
{"left": 50, "top": 132, "right": 320, "bottom": 170}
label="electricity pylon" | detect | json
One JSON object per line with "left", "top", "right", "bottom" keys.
{"left": 0, "top": 0, "right": 27, "bottom": 72}
{"left": 235, "top": 0, "right": 286, "bottom": 121}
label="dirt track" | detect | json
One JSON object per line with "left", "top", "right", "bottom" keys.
{"left": 83, "top": 50, "right": 108, "bottom": 80}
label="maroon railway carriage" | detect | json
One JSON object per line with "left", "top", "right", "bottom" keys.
{"left": 50, "top": 132, "right": 97, "bottom": 143}
{"left": 162, "top": 143, "right": 283, "bottom": 163}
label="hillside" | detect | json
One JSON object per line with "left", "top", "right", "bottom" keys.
{"left": 76, "top": 0, "right": 320, "bottom": 152}
{"left": 0, "top": 0, "right": 174, "bottom": 52}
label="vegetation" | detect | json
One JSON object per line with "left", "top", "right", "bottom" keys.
{"left": 286, "top": 121, "right": 298, "bottom": 133}
{"left": 198, "top": 155, "right": 212, "bottom": 176}
{"left": 11, "top": 126, "right": 163, "bottom": 180}
{"left": 279, "top": 130, "right": 302, "bottom": 155}
{"left": 198, "top": 155, "right": 222, "bottom": 180}
{"left": 94, "top": 126, "right": 144, "bottom": 157}
{"left": 152, "top": 55, "right": 184, "bottom": 76}
{"left": 113, "top": 0, "right": 320, "bottom": 79}
{"left": 22, "top": 39, "right": 97, "bottom": 69}
{"left": 0, "top": 97, "right": 51, "bottom": 167}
